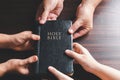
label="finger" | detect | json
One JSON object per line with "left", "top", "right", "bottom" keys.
{"left": 20, "top": 31, "right": 40, "bottom": 41}
{"left": 65, "top": 43, "right": 89, "bottom": 61}
{"left": 73, "top": 27, "right": 91, "bottom": 39}
{"left": 18, "top": 68, "right": 29, "bottom": 75}
{"left": 48, "top": 66, "right": 73, "bottom": 80}
{"left": 66, "top": 43, "right": 89, "bottom": 56}
{"left": 39, "top": 9, "right": 50, "bottom": 24}
{"left": 32, "top": 34, "right": 40, "bottom": 40}
{"left": 65, "top": 49, "right": 81, "bottom": 62}
{"left": 53, "top": 6, "right": 63, "bottom": 17}
{"left": 23, "top": 41, "right": 32, "bottom": 50}
{"left": 47, "top": 17, "right": 56, "bottom": 21}
{"left": 47, "top": 13, "right": 57, "bottom": 20}
{"left": 68, "top": 19, "right": 83, "bottom": 34}
{"left": 73, "top": 43, "right": 89, "bottom": 54}
{"left": 73, "top": 42, "right": 83, "bottom": 54}
{"left": 22, "top": 55, "right": 38, "bottom": 65}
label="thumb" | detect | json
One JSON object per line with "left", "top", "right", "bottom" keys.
{"left": 68, "top": 19, "right": 83, "bottom": 34}
{"left": 18, "top": 68, "right": 29, "bottom": 75}
{"left": 65, "top": 49, "right": 81, "bottom": 62}
{"left": 19, "top": 31, "right": 32, "bottom": 38}
{"left": 14, "top": 31, "right": 32, "bottom": 43}
{"left": 39, "top": 9, "right": 50, "bottom": 24}
{"left": 21, "top": 55, "right": 38, "bottom": 65}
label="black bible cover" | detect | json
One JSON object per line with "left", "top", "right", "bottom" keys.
{"left": 34, "top": 20, "right": 73, "bottom": 77}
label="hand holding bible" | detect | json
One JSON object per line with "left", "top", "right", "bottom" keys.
{"left": 36, "top": 0, "right": 64, "bottom": 24}
{"left": 8, "top": 31, "right": 40, "bottom": 51}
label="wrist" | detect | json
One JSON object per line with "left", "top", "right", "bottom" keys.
{"left": 81, "top": 0, "right": 102, "bottom": 11}
{"left": 89, "top": 62, "right": 103, "bottom": 76}
{"left": 85, "top": 60, "right": 101, "bottom": 73}
{"left": 3, "top": 34, "right": 23, "bottom": 50}
{"left": 0, "top": 34, "right": 12, "bottom": 49}
{"left": 0, "top": 63, "right": 8, "bottom": 76}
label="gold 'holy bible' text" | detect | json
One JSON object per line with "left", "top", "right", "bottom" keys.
{"left": 47, "top": 32, "right": 62, "bottom": 40}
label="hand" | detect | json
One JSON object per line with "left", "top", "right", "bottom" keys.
{"left": 0, "top": 55, "right": 38, "bottom": 76}
{"left": 65, "top": 43, "right": 99, "bottom": 73}
{"left": 36, "top": 0, "right": 64, "bottom": 24}
{"left": 48, "top": 66, "right": 73, "bottom": 80}
{"left": 68, "top": 2, "right": 95, "bottom": 39}
{"left": 8, "top": 31, "right": 40, "bottom": 51}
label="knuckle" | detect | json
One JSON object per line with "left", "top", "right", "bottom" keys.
{"left": 7, "top": 59, "right": 17, "bottom": 66}
{"left": 23, "top": 31, "right": 32, "bottom": 36}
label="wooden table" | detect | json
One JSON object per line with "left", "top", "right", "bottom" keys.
{"left": 0, "top": 0, "right": 120, "bottom": 80}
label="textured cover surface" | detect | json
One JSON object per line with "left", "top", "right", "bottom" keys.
{"left": 34, "top": 20, "right": 73, "bottom": 77}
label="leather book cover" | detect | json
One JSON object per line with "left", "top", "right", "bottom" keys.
{"left": 33, "top": 20, "right": 73, "bottom": 78}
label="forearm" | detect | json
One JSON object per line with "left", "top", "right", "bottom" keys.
{"left": 91, "top": 63, "right": 120, "bottom": 80}
{"left": 0, "top": 63, "right": 7, "bottom": 77}
{"left": 82, "top": 0, "right": 102, "bottom": 8}
{"left": 0, "top": 34, "right": 11, "bottom": 48}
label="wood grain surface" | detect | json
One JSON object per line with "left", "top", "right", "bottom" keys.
{"left": 0, "top": 0, "right": 120, "bottom": 80}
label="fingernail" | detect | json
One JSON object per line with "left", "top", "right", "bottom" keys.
{"left": 40, "top": 20, "right": 45, "bottom": 24}
{"left": 69, "top": 29, "right": 74, "bottom": 34}
{"left": 35, "top": 36, "right": 40, "bottom": 40}
{"left": 38, "top": 36, "right": 40, "bottom": 40}
{"left": 48, "top": 66, "right": 54, "bottom": 70}
{"left": 65, "top": 49, "right": 71, "bottom": 54}
{"left": 33, "top": 56, "right": 38, "bottom": 61}
{"left": 32, "top": 35, "right": 40, "bottom": 40}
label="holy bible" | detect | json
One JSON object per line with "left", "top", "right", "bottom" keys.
{"left": 33, "top": 20, "right": 73, "bottom": 78}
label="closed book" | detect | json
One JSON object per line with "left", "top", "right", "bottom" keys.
{"left": 33, "top": 20, "right": 73, "bottom": 78}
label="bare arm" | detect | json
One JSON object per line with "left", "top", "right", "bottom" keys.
{"left": 36, "top": 0, "right": 64, "bottom": 24}
{"left": 49, "top": 42, "right": 120, "bottom": 80}
{"left": 69, "top": 0, "right": 102, "bottom": 39}
{"left": 0, "top": 55, "right": 38, "bottom": 77}
{"left": 66, "top": 43, "right": 120, "bottom": 80}
{"left": 0, "top": 31, "right": 40, "bottom": 50}
{"left": 0, "top": 31, "right": 40, "bottom": 77}
{"left": 0, "top": 63, "right": 7, "bottom": 77}
{"left": 91, "top": 63, "right": 120, "bottom": 80}
{"left": 0, "top": 34, "right": 11, "bottom": 48}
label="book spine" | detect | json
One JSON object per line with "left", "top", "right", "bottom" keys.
{"left": 35, "top": 26, "right": 41, "bottom": 74}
